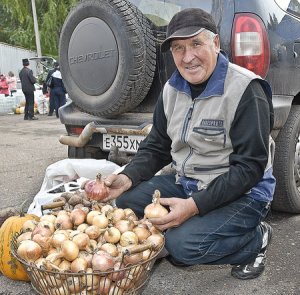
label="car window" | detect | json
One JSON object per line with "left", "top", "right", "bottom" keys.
{"left": 128, "top": 0, "right": 213, "bottom": 26}
{"left": 276, "top": 0, "right": 300, "bottom": 18}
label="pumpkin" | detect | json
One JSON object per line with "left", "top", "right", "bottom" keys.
{"left": 0, "top": 200, "right": 39, "bottom": 281}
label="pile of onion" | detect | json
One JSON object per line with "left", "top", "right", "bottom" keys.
{"left": 16, "top": 197, "right": 165, "bottom": 294}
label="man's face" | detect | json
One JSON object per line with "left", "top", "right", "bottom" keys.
{"left": 170, "top": 31, "right": 220, "bottom": 84}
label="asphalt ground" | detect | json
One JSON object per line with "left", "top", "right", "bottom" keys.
{"left": 0, "top": 113, "right": 299, "bottom": 295}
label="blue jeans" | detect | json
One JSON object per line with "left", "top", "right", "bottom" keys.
{"left": 116, "top": 174, "right": 270, "bottom": 265}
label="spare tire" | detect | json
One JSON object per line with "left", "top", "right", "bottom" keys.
{"left": 59, "top": 0, "right": 156, "bottom": 117}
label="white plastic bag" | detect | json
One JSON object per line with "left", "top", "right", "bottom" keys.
{"left": 27, "top": 158, "right": 122, "bottom": 216}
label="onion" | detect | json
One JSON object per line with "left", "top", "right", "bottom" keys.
{"left": 86, "top": 210, "right": 101, "bottom": 225}
{"left": 81, "top": 267, "right": 100, "bottom": 289}
{"left": 117, "top": 274, "right": 134, "bottom": 290}
{"left": 101, "top": 243, "right": 119, "bottom": 257}
{"left": 124, "top": 251, "right": 143, "bottom": 265}
{"left": 55, "top": 214, "right": 73, "bottom": 230}
{"left": 101, "top": 204, "right": 114, "bottom": 215}
{"left": 78, "top": 251, "right": 93, "bottom": 268}
{"left": 92, "top": 213, "right": 109, "bottom": 229}
{"left": 133, "top": 226, "right": 151, "bottom": 243}
{"left": 71, "top": 257, "right": 88, "bottom": 273}
{"left": 31, "top": 224, "right": 53, "bottom": 238}
{"left": 66, "top": 276, "right": 84, "bottom": 293}
{"left": 70, "top": 208, "right": 87, "bottom": 226}
{"left": 17, "top": 240, "right": 42, "bottom": 262}
{"left": 85, "top": 225, "right": 102, "bottom": 240}
{"left": 109, "top": 208, "right": 125, "bottom": 224}
{"left": 58, "top": 259, "right": 71, "bottom": 271}
{"left": 47, "top": 240, "right": 79, "bottom": 262}
{"left": 92, "top": 250, "right": 114, "bottom": 272}
{"left": 124, "top": 208, "right": 138, "bottom": 221}
{"left": 77, "top": 223, "right": 89, "bottom": 232}
{"left": 40, "top": 214, "right": 56, "bottom": 224}
{"left": 119, "top": 231, "right": 138, "bottom": 247}
{"left": 38, "top": 220, "right": 55, "bottom": 234}
{"left": 17, "top": 231, "right": 32, "bottom": 245}
{"left": 144, "top": 190, "right": 168, "bottom": 219}
{"left": 22, "top": 219, "right": 38, "bottom": 232}
{"left": 146, "top": 233, "right": 164, "bottom": 249}
{"left": 108, "top": 284, "right": 124, "bottom": 295}
{"left": 71, "top": 232, "right": 91, "bottom": 251}
{"left": 51, "top": 231, "right": 69, "bottom": 248}
{"left": 97, "top": 277, "right": 112, "bottom": 294}
{"left": 104, "top": 227, "right": 121, "bottom": 244}
{"left": 84, "top": 173, "right": 110, "bottom": 201}
{"left": 115, "top": 219, "right": 134, "bottom": 234}
{"left": 32, "top": 234, "right": 51, "bottom": 256}
{"left": 108, "top": 261, "right": 126, "bottom": 281}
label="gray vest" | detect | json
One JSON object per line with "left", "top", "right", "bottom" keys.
{"left": 163, "top": 62, "right": 274, "bottom": 190}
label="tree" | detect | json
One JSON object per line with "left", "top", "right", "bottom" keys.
{"left": 0, "top": 0, "right": 78, "bottom": 57}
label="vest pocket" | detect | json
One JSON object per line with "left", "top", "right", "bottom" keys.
{"left": 192, "top": 127, "right": 226, "bottom": 148}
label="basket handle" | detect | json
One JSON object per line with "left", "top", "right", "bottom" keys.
{"left": 41, "top": 200, "right": 65, "bottom": 210}
{"left": 123, "top": 242, "right": 154, "bottom": 255}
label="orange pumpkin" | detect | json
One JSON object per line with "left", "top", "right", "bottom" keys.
{"left": 0, "top": 204, "right": 39, "bottom": 281}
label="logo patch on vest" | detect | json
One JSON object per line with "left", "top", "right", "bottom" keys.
{"left": 200, "top": 119, "right": 224, "bottom": 127}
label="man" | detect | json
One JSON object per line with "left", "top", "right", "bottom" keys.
{"left": 19, "top": 59, "right": 38, "bottom": 120}
{"left": 103, "top": 8, "right": 276, "bottom": 280}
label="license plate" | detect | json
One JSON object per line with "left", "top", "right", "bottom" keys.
{"left": 103, "top": 134, "right": 145, "bottom": 153}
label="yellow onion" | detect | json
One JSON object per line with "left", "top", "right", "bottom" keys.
{"left": 144, "top": 190, "right": 168, "bottom": 219}
{"left": 17, "top": 240, "right": 42, "bottom": 262}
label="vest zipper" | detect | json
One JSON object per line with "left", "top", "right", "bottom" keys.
{"left": 181, "top": 101, "right": 195, "bottom": 175}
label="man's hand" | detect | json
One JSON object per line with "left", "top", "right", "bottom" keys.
{"left": 102, "top": 174, "right": 132, "bottom": 202}
{"left": 148, "top": 197, "right": 199, "bottom": 231}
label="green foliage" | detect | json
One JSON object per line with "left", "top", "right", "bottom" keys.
{"left": 0, "top": 0, "right": 78, "bottom": 56}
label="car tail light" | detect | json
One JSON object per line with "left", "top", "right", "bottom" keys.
{"left": 231, "top": 13, "right": 270, "bottom": 78}
{"left": 69, "top": 126, "right": 84, "bottom": 135}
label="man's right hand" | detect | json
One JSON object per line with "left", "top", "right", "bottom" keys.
{"left": 102, "top": 174, "right": 132, "bottom": 202}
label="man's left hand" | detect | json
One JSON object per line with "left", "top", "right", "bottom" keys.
{"left": 149, "top": 197, "right": 199, "bottom": 231}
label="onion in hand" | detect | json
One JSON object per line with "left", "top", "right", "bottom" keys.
{"left": 144, "top": 190, "right": 168, "bottom": 219}
{"left": 84, "top": 173, "right": 110, "bottom": 201}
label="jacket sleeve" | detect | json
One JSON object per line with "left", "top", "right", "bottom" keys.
{"left": 28, "top": 70, "right": 36, "bottom": 85}
{"left": 191, "top": 79, "right": 273, "bottom": 216}
{"left": 121, "top": 92, "right": 172, "bottom": 186}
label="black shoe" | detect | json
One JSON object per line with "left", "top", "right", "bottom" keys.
{"left": 24, "top": 117, "right": 28, "bottom": 120}
{"left": 29, "top": 116, "right": 38, "bottom": 120}
{"left": 231, "top": 222, "right": 273, "bottom": 280}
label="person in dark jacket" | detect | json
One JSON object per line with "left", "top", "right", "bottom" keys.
{"left": 102, "top": 8, "right": 276, "bottom": 280}
{"left": 47, "top": 62, "right": 66, "bottom": 118}
{"left": 45, "top": 62, "right": 58, "bottom": 116}
{"left": 19, "top": 59, "right": 38, "bottom": 120}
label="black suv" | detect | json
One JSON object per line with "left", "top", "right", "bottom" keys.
{"left": 58, "top": 0, "right": 300, "bottom": 213}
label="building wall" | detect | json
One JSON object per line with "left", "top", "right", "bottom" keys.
{"left": 0, "top": 42, "right": 37, "bottom": 78}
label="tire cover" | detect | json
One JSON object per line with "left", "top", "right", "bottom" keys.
{"left": 59, "top": 0, "right": 156, "bottom": 117}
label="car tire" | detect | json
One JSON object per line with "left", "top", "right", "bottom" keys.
{"left": 272, "top": 105, "right": 300, "bottom": 213}
{"left": 59, "top": 0, "right": 156, "bottom": 117}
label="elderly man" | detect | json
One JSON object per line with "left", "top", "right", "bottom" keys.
{"left": 104, "top": 8, "right": 275, "bottom": 280}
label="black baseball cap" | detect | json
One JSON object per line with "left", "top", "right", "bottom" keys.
{"left": 161, "top": 8, "right": 218, "bottom": 52}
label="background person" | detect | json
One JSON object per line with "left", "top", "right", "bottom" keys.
{"left": 45, "top": 62, "right": 57, "bottom": 116}
{"left": 47, "top": 62, "right": 66, "bottom": 118}
{"left": 7, "top": 71, "right": 17, "bottom": 96}
{"left": 103, "top": 8, "right": 276, "bottom": 280}
{"left": 0, "top": 74, "right": 10, "bottom": 96}
{"left": 19, "top": 58, "right": 38, "bottom": 120}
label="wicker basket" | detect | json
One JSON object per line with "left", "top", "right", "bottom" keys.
{"left": 11, "top": 233, "right": 164, "bottom": 295}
